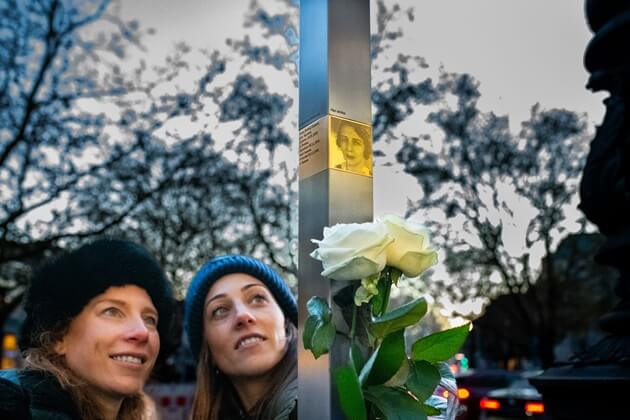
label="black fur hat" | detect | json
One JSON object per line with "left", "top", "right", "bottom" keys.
{"left": 19, "top": 238, "right": 176, "bottom": 353}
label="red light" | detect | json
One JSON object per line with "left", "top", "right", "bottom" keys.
{"left": 176, "top": 396, "right": 187, "bottom": 407}
{"left": 160, "top": 396, "right": 171, "bottom": 407}
{"left": 480, "top": 398, "right": 501, "bottom": 410}
{"left": 457, "top": 388, "right": 470, "bottom": 399}
{"left": 525, "top": 402, "right": 544, "bottom": 414}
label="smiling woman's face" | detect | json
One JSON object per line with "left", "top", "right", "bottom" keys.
{"left": 54, "top": 285, "right": 160, "bottom": 400}
{"left": 203, "top": 273, "right": 287, "bottom": 379}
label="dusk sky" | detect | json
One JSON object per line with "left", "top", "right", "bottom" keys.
{"left": 119, "top": 0, "right": 603, "bottom": 215}
{"left": 116, "top": 0, "right": 604, "bottom": 317}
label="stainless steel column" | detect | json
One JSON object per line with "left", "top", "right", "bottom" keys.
{"left": 298, "top": 1, "right": 372, "bottom": 419}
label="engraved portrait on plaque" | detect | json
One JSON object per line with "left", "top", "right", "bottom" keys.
{"left": 330, "top": 116, "right": 372, "bottom": 176}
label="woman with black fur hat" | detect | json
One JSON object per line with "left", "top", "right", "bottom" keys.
{"left": 0, "top": 238, "right": 176, "bottom": 420}
{"left": 184, "top": 255, "right": 297, "bottom": 420}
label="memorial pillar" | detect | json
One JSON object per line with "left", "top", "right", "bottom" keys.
{"left": 298, "top": 0, "right": 372, "bottom": 419}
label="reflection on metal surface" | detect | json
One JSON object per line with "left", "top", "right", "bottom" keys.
{"left": 299, "top": 0, "right": 328, "bottom": 128}
{"left": 299, "top": 0, "right": 371, "bottom": 128}
{"left": 328, "top": 0, "right": 371, "bottom": 125}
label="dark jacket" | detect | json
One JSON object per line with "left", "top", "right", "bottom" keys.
{"left": 221, "top": 375, "right": 297, "bottom": 420}
{"left": 0, "top": 369, "right": 82, "bottom": 420}
{"left": 268, "top": 376, "right": 297, "bottom": 420}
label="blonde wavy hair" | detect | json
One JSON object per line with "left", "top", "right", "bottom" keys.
{"left": 23, "top": 328, "right": 149, "bottom": 420}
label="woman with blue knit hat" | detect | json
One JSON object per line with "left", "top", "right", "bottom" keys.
{"left": 0, "top": 238, "right": 176, "bottom": 420}
{"left": 184, "top": 255, "right": 297, "bottom": 420}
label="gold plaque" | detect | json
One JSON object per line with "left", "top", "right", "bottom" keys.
{"left": 299, "top": 116, "right": 328, "bottom": 180}
{"left": 300, "top": 116, "right": 373, "bottom": 180}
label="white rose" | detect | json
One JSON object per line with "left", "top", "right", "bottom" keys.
{"left": 310, "top": 222, "right": 394, "bottom": 281}
{"left": 380, "top": 214, "right": 438, "bottom": 277}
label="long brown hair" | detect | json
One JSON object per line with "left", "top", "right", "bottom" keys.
{"left": 23, "top": 328, "right": 148, "bottom": 420}
{"left": 190, "top": 322, "right": 298, "bottom": 420}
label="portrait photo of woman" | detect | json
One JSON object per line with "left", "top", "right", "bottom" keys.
{"left": 332, "top": 117, "right": 373, "bottom": 176}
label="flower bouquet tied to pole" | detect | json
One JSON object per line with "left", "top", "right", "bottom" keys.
{"left": 304, "top": 215, "right": 470, "bottom": 420}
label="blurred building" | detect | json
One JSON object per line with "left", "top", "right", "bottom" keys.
{"left": 464, "top": 233, "right": 616, "bottom": 369}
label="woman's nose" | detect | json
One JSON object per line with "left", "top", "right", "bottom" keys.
{"left": 125, "top": 317, "right": 150, "bottom": 342}
{"left": 234, "top": 304, "right": 256, "bottom": 328}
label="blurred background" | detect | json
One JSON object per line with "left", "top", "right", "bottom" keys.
{"left": 0, "top": 1, "right": 613, "bottom": 419}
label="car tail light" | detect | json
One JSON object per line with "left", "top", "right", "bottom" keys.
{"left": 441, "top": 388, "right": 470, "bottom": 400}
{"left": 457, "top": 388, "right": 470, "bottom": 399}
{"left": 480, "top": 398, "right": 501, "bottom": 410}
{"left": 525, "top": 402, "right": 544, "bottom": 414}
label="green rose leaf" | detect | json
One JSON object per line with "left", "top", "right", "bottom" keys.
{"left": 360, "top": 329, "right": 406, "bottom": 385}
{"left": 369, "top": 270, "right": 391, "bottom": 316}
{"left": 334, "top": 364, "right": 367, "bottom": 420}
{"left": 307, "top": 296, "right": 332, "bottom": 322}
{"left": 303, "top": 297, "right": 335, "bottom": 358}
{"left": 406, "top": 360, "right": 441, "bottom": 402}
{"left": 384, "top": 357, "right": 411, "bottom": 388}
{"left": 411, "top": 323, "right": 470, "bottom": 362}
{"left": 364, "top": 385, "right": 428, "bottom": 420}
{"left": 369, "top": 297, "right": 428, "bottom": 339}
{"left": 302, "top": 315, "right": 318, "bottom": 351}
{"left": 350, "top": 342, "right": 366, "bottom": 373}
{"left": 389, "top": 267, "right": 402, "bottom": 285}
{"left": 311, "top": 321, "right": 335, "bottom": 359}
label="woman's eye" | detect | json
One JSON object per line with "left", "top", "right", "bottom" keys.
{"left": 251, "top": 294, "right": 268, "bottom": 304}
{"left": 211, "top": 307, "right": 228, "bottom": 318}
{"left": 103, "top": 307, "right": 122, "bottom": 317}
{"left": 143, "top": 316, "right": 158, "bottom": 327}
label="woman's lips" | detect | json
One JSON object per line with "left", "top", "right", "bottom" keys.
{"left": 235, "top": 334, "right": 266, "bottom": 350}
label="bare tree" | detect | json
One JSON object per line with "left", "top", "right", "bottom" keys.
{"left": 0, "top": 0, "right": 299, "bottom": 334}
{"left": 393, "top": 73, "right": 590, "bottom": 367}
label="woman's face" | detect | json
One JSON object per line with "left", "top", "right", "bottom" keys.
{"left": 54, "top": 285, "right": 160, "bottom": 399}
{"left": 338, "top": 124, "right": 366, "bottom": 168}
{"left": 203, "top": 273, "right": 287, "bottom": 380}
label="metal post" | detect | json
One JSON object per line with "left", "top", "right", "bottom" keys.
{"left": 298, "top": 1, "right": 372, "bottom": 419}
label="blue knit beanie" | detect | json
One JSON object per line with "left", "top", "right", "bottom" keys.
{"left": 184, "top": 255, "right": 297, "bottom": 361}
